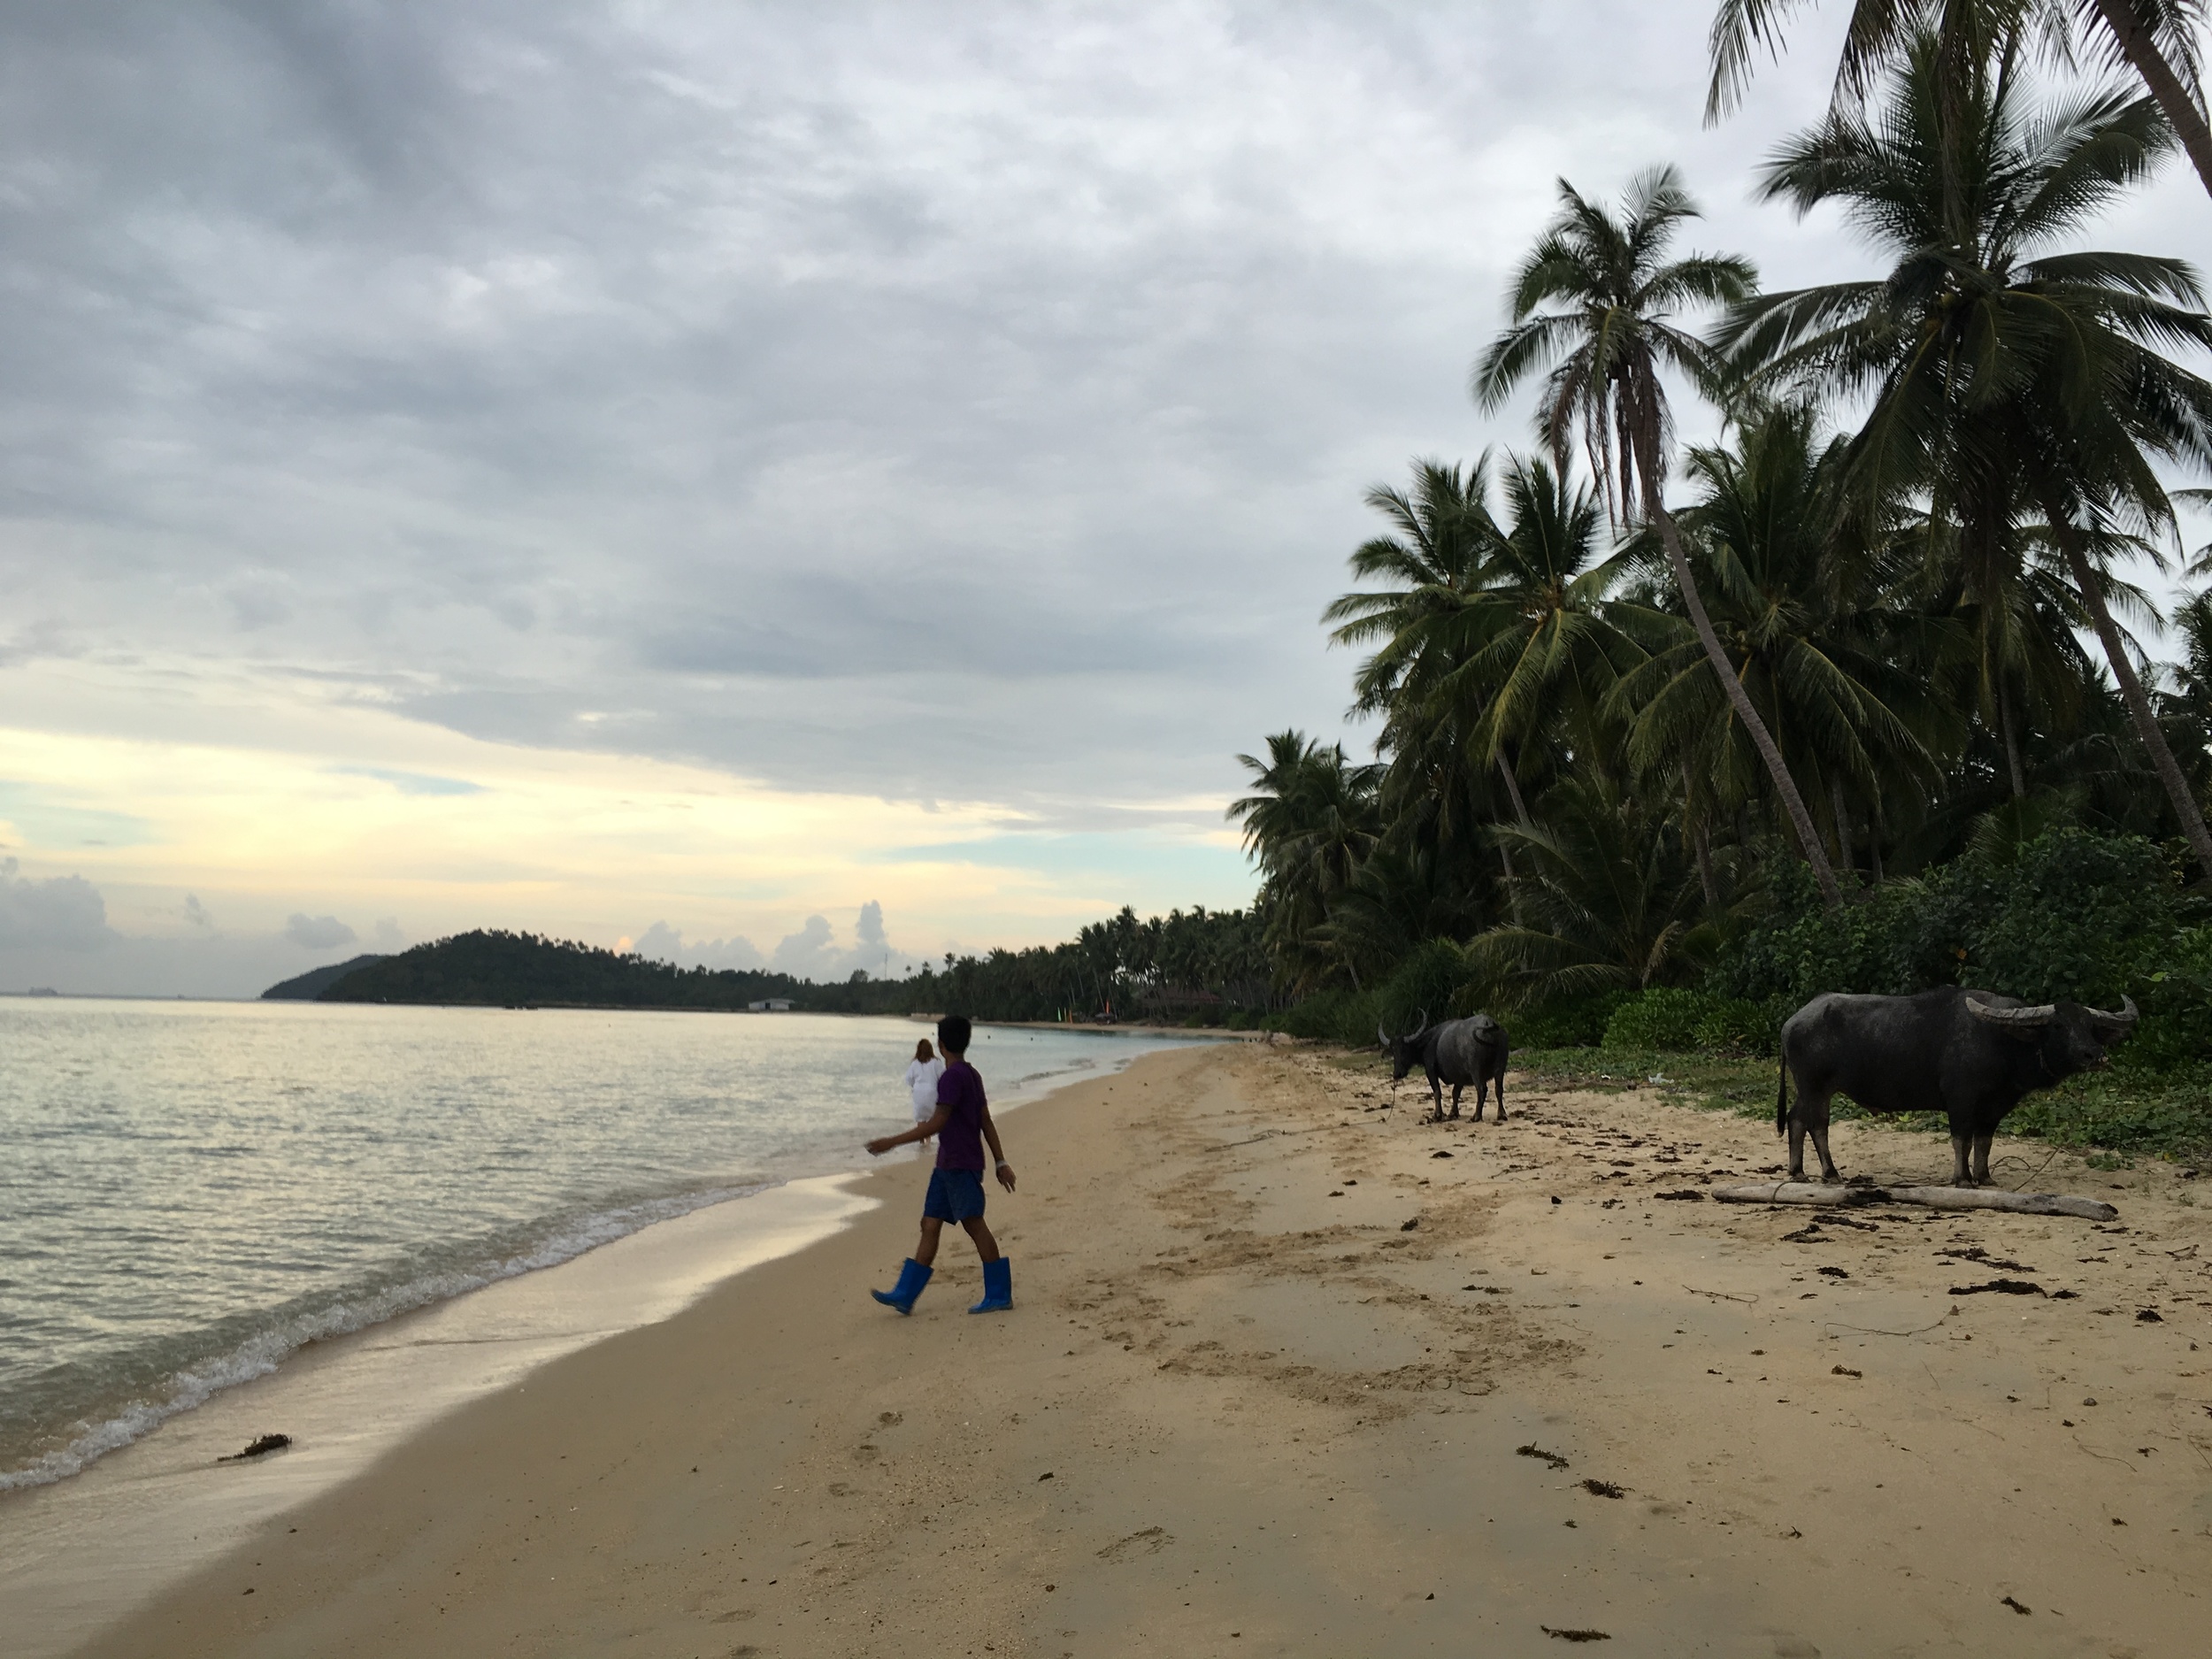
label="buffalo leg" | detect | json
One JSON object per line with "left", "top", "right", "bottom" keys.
{"left": 1971, "top": 1133, "right": 1995, "bottom": 1187}
{"left": 1449, "top": 1083, "right": 1463, "bottom": 1120}
{"left": 1787, "top": 1090, "right": 1839, "bottom": 1182}
{"left": 1492, "top": 1069, "right": 1507, "bottom": 1123}
{"left": 1948, "top": 1133, "right": 1976, "bottom": 1187}
{"left": 1807, "top": 1122, "right": 1841, "bottom": 1184}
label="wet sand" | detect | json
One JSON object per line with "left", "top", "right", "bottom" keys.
{"left": 68, "top": 1042, "right": 2212, "bottom": 1656}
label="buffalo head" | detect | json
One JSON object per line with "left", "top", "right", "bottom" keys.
{"left": 1377, "top": 1008, "right": 1429, "bottom": 1081}
{"left": 1964, "top": 992, "right": 2139, "bottom": 1079}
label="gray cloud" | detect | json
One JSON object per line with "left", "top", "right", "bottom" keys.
{"left": 1, "top": 1, "right": 2198, "bottom": 834}
{"left": 765, "top": 901, "right": 902, "bottom": 980}
{"left": 0, "top": 857, "right": 116, "bottom": 950}
{"left": 283, "top": 912, "right": 357, "bottom": 950}
{"left": 634, "top": 919, "right": 765, "bottom": 972}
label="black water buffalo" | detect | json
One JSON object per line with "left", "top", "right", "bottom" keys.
{"left": 1380, "top": 1012, "right": 1510, "bottom": 1122}
{"left": 1778, "top": 987, "right": 2139, "bottom": 1187}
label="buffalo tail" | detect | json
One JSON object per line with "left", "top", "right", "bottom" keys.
{"left": 1775, "top": 1049, "right": 1788, "bottom": 1137}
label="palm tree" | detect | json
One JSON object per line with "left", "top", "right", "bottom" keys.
{"left": 1463, "top": 770, "right": 1716, "bottom": 1007}
{"left": 1473, "top": 168, "right": 1847, "bottom": 907}
{"left": 1227, "top": 732, "right": 1383, "bottom": 989}
{"left": 1453, "top": 457, "right": 1640, "bottom": 795}
{"left": 1706, "top": 1, "right": 2212, "bottom": 203}
{"left": 1721, "top": 30, "right": 2212, "bottom": 877}
{"left": 1609, "top": 403, "right": 1966, "bottom": 878}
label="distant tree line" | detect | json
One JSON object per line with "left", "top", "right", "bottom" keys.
{"left": 310, "top": 908, "right": 1273, "bottom": 1026}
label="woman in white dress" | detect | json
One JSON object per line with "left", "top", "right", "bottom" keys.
{"left": 902, "top": 1038, "right": 945, "bottom": 1154}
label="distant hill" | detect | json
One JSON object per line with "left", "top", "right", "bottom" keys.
{"left": 314, "top": 930, "right": 815, "bottom": 1010}
{"left": 260, "top": 954, "right": 389, "bottom": 1001}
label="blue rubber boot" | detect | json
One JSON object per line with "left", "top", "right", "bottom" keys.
{"left": 969, "top": 1256, "right": 1012, "bottom": 1314}
{"left": 871, "top": 1258, "right": 933, "bottom": 1315}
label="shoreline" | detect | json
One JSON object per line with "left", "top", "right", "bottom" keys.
{"left": 48, "top": 1042, "right": 2212, "bottom": 1656}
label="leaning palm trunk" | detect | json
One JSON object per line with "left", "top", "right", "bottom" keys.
{"left": 1632, "top": 421, "right": 1845, "bottom": 908}
{"left": 2047, "top": 511, "right": 2212, "bottom": 879}
{"left": 2091, "top": 0, "right": 2212, "bottom": 201}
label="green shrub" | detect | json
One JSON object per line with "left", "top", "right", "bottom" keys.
{"left": 1511, "top": 990, "right": 1632, "bottom": 1048}
{"left": 1376, "top": 938, "right": 1473, "bottom": 1040}
{"left": 1602, "top": 987, "right": 1723, "bottom": 1052}
{"left": 1268, "top": 987, "right": 1383, "bottom": 1047}
{"left": 1692, "top": 995, "right": 1786, "bottom": 1056}
{"left": 1716, "top": 832, "right": 2203, "bottom": 1055}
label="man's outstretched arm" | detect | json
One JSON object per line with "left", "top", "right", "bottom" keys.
{"left": 868, "top": 1103, "right": 951, "bottom": 1156}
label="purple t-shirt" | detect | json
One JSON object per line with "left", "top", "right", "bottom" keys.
{"left": 934, "top": 1061, "right": 987, "bottom": 1171}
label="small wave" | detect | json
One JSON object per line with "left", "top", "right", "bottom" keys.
{"left": 0, "top": 1179, "right": 772, "bottom": 1491}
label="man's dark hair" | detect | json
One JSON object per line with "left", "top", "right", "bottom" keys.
{"left": 937, "top": 1013, "right": 972, "bottom": 1056}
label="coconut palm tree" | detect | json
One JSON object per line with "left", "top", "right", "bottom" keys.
{"left": 1453, "top": 457, "right": 1641, "bottom": 794}
{"left": 1721, "top": 29, "right": 2212, "bottom": 877}
{"left": 1608, "top": 403, "right": 1966, "bottom": 879}
{"left": 1473, "top": 168, "right": 1847, "bottom": 907}
{"left": 1706, "top": 1, "right": 2212, "bottom": 203}
{"left": 1227, "top": 731, "right": 1383, "bottom": 989}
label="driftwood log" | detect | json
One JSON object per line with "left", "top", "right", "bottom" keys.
{"left": 1710, "top": 1182, "right": 2117, "bottom": 1223}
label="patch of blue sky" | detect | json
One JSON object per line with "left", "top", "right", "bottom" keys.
{"left": 333, "top": 766, "right": 486, "bottom": 797}
{"left": 0, "top": 781, "right": 157, "bottom": 849}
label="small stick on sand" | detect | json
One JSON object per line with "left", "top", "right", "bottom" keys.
{"left": 1710, "top": 1182, "right": 2117, "bottom": 1222}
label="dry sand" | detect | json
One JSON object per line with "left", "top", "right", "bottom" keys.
{"left": 72, "top": 1042, "right": 2212, "bottom": 1657}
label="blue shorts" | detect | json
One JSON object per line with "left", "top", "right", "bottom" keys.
{"left": 923, "top": 1167, "right": 987, "bottom": 1223}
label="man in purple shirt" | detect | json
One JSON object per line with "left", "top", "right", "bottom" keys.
{"left": 864, "top": 1013, "right": 1016, "bottom": 1315}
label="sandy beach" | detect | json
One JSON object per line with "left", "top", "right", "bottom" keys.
{"left": 68, "top": 1041, "right": 2212, "bottom": 1657}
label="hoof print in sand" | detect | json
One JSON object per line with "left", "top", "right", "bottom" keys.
{"left": 1096, "top": 1526, "right": 1171, "bottom": 1562}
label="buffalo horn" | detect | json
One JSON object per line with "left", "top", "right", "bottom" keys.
{"left": 1413, "top": 1007, "right": 1429, "bottom": 1033}
{"left": 2087, "top": 995, "right": 2140, "bottom": 1032}
{"left": 1377, "top": 1020, "right": 1392, "bottom": 1048}
{"left": 1964, "top": 995, "right": 2056, "bottom": 1027}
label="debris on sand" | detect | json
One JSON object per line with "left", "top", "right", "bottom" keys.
{"left": 1579, "top": 1479, "right": 1625, "bottom": 1499}
{"left": 218, "top": 1433, "right": 292, "bottom": 1463}
{"left": 1540, "top": 1626, "right": 1613, "bottom": 1642}
{"left": 2001, "top": 1595, "right": 2032, "bottom": 1615}
{"left": 1655, "top": 1190, "right": 1705, "bottom": 1202}
{"left": 1400, "top": 1217, "right": 1420, "bottom": 1231}
{"left": 1517, "top": 1443, "right": 1571, "bottom": 1471}
{"left": 1948, "top": 1279, "right": 2045, "bottom": 1296}
{"left": 2136, "top": 1308, "right": 2163, "bottom": 1323}
{"left": 1832, "top": 1365, "right": 1863, "bottom": 1378}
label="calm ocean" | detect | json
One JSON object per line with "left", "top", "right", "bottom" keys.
{"left": 0, "top": 998, "right": 1201, "bottom": 1490}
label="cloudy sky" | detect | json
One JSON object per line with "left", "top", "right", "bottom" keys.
{"left": 4, "top": 0, "right": 2208, "bottom": 996}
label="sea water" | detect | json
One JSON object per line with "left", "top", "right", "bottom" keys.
{"left": 0, "top": 997, "right": 1202, "bottom": 1491}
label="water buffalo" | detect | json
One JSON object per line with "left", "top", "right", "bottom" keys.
{"left": 1777, "top": 987, "right": 2139, "bottom": 1187}
{"left": 1380, "top": 1011, "right": 1510, "bottom": 1123}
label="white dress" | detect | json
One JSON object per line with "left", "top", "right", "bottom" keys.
{"left": 903, "top": 1057, "right": 946, "bottom": 1125}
